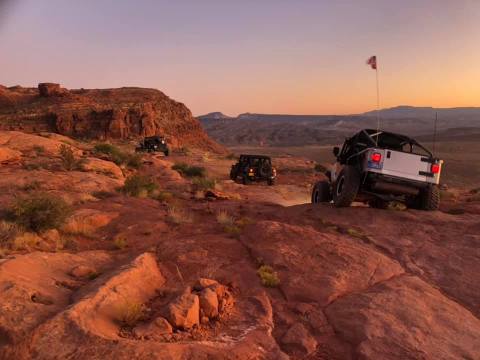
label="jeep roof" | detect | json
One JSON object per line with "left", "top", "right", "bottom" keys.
{"left": 346, "top": 129, "right": 433, "bottom": 157}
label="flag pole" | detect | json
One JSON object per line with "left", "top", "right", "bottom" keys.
{"left": 375, "top": 62, "right": 380, "bottom": 135}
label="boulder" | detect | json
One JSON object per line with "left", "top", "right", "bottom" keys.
{"left": 70, "top": 265, "right": 97, "bottom": 279}
{"left": 134, "top": 317, "right": 173, "bottom": 340}
{"left": 0, "top": 147, "right": 21, "bottom": 163}
{"left": 81, "top": 157, "right": 124, "bottom": 179}
{"left": 166, "top": 292, "right": 200, "bottom": 330}
{"left": 38, "top": 83, "right": 64, "bottom": 97}
{"left": 193, "top": 278, "right": 218, "bottom": 291}
{"left": 199, "top": 288, "right": 218, "bottom": 318}
{"left": 281, "top": 323, "right": 318, "bottom": 356}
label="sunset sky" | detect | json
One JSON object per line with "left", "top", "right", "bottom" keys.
{"left": 1, "top": 0, "right": 479, "bottom": 116}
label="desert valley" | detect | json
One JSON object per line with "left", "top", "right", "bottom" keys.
{"left": 0, "top": 83, "right": 479, "bottom": 359}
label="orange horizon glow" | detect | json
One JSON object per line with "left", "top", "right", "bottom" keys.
{"left": 0, "top": 1, "right": 479, "bottom": 116}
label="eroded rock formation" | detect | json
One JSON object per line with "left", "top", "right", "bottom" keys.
{"left": 0, "top": 84, "right": 224, "bottom": 152}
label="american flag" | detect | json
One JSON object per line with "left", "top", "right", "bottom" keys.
{"left": 366, "top": 56, "right": 377, "bottom": 70}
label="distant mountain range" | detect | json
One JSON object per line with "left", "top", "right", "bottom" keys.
{"left": 362, "top": 106, "right": 480, "bottom": 120}
{"left": 198, "top": 106, "right": 480, "bottom": 147}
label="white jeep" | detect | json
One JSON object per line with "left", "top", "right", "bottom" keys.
{"left": 312, "top": 129, "right": 443, "bottom": 210}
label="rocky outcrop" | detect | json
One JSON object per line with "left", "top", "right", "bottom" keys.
{"left": 0, "top": 84, "right": 224, "bottom": 152}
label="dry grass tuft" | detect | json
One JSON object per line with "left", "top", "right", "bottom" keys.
{"left": 13, "top": 232, "right": 41, "bottom": 250}
{"left": 115, "top": 300, "right": 146, "bottom": 327}
{"left": 62, "top": 215, "right": 106, "bottom": 237}
{"left": 166, "top": 206, "right": 193, "bottom": 225}
{"left": 257, "top": 265, "right": 280, "bottom": 287}
{"left": 216, "top": 210, "right": 235, "bottom": 226}
{"left": 113, "top": 236, "right": 128, "bottom": 250}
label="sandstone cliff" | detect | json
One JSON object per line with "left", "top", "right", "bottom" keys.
{"left": 0, "top": 83, "right": 224, "bottom": 152}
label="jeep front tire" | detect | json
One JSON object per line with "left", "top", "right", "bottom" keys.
{"left": 311, "top": 181, "right": 332, "bottom": 203}
{"left": 333, "top": 166, "right": 360, "bottom": 207}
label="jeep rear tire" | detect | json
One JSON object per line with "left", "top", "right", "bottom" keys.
{"left": 311, "top": 181, "right": 332, "bottom": 203}
{"left": 333, "top": 166, "right": 360, "bottom": 207}
{"left": 242, "top": 175, "right": 251, "bottom": 185}
{"left": 267, "top": 178, "right": 275, "bottom": 186}
{"left": 420, "top": 185, "right": 440, "bottom": 210}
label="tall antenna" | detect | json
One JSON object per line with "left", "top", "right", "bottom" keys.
{"left": 432, "top": 112, "right": 438, "bottom": 156}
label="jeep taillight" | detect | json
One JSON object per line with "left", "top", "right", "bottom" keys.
{"left": 371, "top": 152, "right": 382, "bottom": 163}
{"left": 431, "top": 163, "right": 440, "bottom": 174}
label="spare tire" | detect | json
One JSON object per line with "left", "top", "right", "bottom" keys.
{"left": 333, "top": 166, "right": 360, "bottom": 207}
{"left": 311, "top": 181, "right": 332, "bottom": 203}
{"left": 259, "top": 162, "right": 271, "bottom": 178}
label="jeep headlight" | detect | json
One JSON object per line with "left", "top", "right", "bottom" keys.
{"left": 161, "top": 140, "right": 165, "bottom": 144}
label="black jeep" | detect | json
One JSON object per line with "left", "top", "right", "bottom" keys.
{"left": 135, "top": 136, "right": 169, "bottom": 156}
{"left": 230, "top": 155, "right": 277, "bottom": 185}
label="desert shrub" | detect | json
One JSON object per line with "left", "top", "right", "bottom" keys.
{"left": 11, "top": 193, "right": 72, "bottom": 232}
{"left": 94, "top": 143, "right": 142, "bottom": 168}
{"left": 54, "top": 235, "right": 74, "bottom": 251}
{"left": 115, "top": 300, "right": 146, "bottom": 327}
{"left": 0, "top": 221, "right": 22, "bottom": 248}
{"left": 13, "top": 232, "right": 41, "bottom": 250}
{"left": 94, "top": 143, "right": 121, "bottom": 156}
{"left": 257, "top": 265, "right": 280, "bottom": 288}
{"left": 121, "top": 175, "right": 158, "bottom": 197}
{"left": 388, "top": 202, "right": 407, "bottom": 211}
{"left": 59, "top": 144, "right": 85, "bottom": 171}
{"left": 125, "top": 153, "right": 143, "bottom": 169}
{"left": 191, "top": 177, "right": 216, "bottom": 191}
{"left": 470, "top": 187, "right": 480, "bottom": 194}
{"left": 62, "top": 215, "right": 105, "bottom": 237}
{"left": 172, "top": 163, "right": 206, "bottom": 178}
{"left": 225, "top": 153, "right": 237, "bottom": 160}
{"left": 113, "top": 236, "right": 128, "bottom": 249}
{"left": 92, "top": 190, "right": 116, "bottom": 199}
{"left": 153, "top": 191, "right": 174, "bottom": 203}
{"left": 223, "top": 224, "right": 242, "bottom": 238}
{"left": 22, "top": 181, "right": 42, "bottom": 192}
{"left": 33, "top": 145, "right": 46, "bottom": 154}
{"left": 314, "top": 163, "right": 328, "bottom": 173}
{"left": 166, "top": 206, "right": 193, "bottom": 225}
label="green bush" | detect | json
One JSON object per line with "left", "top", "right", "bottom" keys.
{"left": 11, "top": 193, "right": 72, "bottom": 232}
{"left": 121, "top": 175, "right": 158, "bottom": 197}
{"left": 192, "top": 177, "right": 216, "bottom": 191}
{"left": 94, "top": 143, "right": 141, "bottom": 168}
{"left": 172, "top": 163, "right": 206, "bottom": 178}
{"left": 126, "top": 153, "right": 143, "bottom": 169}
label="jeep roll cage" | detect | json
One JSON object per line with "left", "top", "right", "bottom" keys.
{"left": 336, "top": 129, "right": 433, "bottom": 165}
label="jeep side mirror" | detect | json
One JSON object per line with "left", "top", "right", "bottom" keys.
{"left": 333, "top": 146, "right": 340, "bottom": 157}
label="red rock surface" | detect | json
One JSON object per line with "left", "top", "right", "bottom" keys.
{"left": 0, "top": 131, "right": 479, "bottom": 359}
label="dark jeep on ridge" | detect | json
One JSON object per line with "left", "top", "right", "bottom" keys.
{"left": 230, "top": 155, "right": 277, "bottom": 185}
{"left": 135, "top": 136, "right": 169, "bottom": 156}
